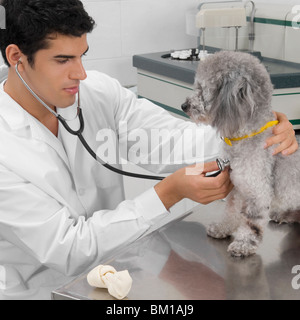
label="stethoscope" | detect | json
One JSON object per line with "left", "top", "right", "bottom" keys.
{"left": 15, "top": 60, "right": 229, "bottom": 180}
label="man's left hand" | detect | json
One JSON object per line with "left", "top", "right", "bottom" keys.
{"left": 265, "top": 111, "right": 298, "bottom": 156}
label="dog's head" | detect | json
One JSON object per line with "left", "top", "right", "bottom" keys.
{"left": 182, "top": 51, "right": 274, "bottom": 137}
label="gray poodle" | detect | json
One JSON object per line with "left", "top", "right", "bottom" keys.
{"left": 182, "top": 51, "right": 300, "bottom": 257}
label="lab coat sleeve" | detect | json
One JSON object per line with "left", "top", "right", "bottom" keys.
{"left": 0, "top": 164, "right": 169, "bottom": 277}
{"left": 109, "top": 74, "right": 221, "bottom": 173}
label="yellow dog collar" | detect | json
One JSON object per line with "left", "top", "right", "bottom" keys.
{"left": 223, "top": 120, "right": 279, "bottom": 147}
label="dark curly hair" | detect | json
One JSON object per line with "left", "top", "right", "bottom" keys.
{"left": 0, "top": 0, "right": 95, "bottom": 66}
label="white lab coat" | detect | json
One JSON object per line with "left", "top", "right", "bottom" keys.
{"left": 0, "top": 69, "right": 221, "bottom": 299}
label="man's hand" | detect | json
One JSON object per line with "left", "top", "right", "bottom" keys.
{"left": 154, "top": 161, "right": 233, "bottom": 210}
{"left": 265, "top": 112, "right": 298, "bottom": 155}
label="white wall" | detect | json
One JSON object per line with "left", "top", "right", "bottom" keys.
{"left": 81, "top": 0, "right": 201, "bottom": 86}
{"left": 82, "top": 0, "right": 300, "bottom": 86}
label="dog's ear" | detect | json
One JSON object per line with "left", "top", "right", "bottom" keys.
{"left": 211, "top": 76, "right": 256, "bottom": 137}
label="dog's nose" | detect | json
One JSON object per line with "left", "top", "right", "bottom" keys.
{"left": 181, "top": 102, "right": 189, "bottom": 113}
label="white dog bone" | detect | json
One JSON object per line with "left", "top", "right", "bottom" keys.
{"left": 87, "top": 265, "right": 132, "bottom": 300}
{"left": 104, "top": 270, "right": 133, "bottom": 300}
{"left": 87, "top": 265, "right": 115, "bottom": 288}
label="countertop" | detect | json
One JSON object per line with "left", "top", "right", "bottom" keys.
{"left": 52, "top": 200, "right": 300, "bottom": 300}
{"left": 133, "top": 50, "right": 300, "bottom": 89}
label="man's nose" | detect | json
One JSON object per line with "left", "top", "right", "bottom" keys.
{"left": 70, "top": 60, "right": 87, "bottom": 81}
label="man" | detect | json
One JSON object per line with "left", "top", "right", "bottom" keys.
{"left": 0, "top": 0, "right": 297, "bottom": 299}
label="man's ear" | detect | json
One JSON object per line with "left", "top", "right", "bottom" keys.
{"left": 5, "top": 44, "right": 23, "bottom": 68}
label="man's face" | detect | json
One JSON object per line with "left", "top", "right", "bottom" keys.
{"left": 21, "top": 33, "right": 89, "bottom": 109}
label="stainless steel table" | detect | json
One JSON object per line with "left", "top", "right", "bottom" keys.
{"left": 52, "top": 200, "right": 300, "bottom": 300}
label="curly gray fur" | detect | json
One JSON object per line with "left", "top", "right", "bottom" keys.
{"left": 182, "top": 51, "right": 300, "bottom": 257}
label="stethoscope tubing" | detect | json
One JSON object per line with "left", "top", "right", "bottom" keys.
{"left": 15, "top": 61, "right": 165, "bottom": 181}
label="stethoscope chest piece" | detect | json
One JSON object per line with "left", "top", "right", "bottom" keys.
{"left": 216, "top": 158, "right": 230, "bottom": 172}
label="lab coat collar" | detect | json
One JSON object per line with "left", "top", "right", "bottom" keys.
{"left": 0, "top": 81, "right": 72, "bottom": 169}
{"left": 0, "top": 81, "right": 31, "bottom": 130}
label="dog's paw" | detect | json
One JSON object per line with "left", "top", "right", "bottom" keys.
{"left": 207, "top": 223, "right": 231, "bottom": 239}
{"left": 269, "top": 211, "right": 288, "bottom": 224}
{"left": 269, "top": 210, "right": 300, "bottom": 224}
{"left": 227, "top": 240, "right": 257, "bottom": 257}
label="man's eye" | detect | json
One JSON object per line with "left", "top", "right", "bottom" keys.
{"left": 57, "top": 59, "right": 69, "bottom": 64}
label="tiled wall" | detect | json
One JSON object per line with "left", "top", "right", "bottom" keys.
{"left": 79, "top": 0, "right": 300, "bottom": 85}
{"left": 81, "top": 0, "right": 200, "bottom": 86}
